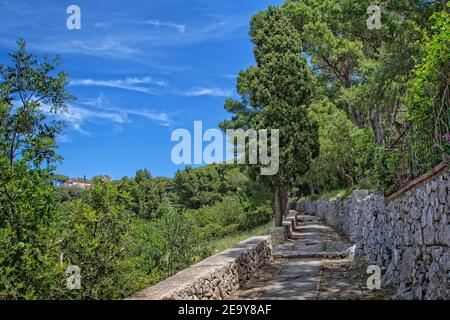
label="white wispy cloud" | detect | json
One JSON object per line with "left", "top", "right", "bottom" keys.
{"left": 81, "top": 95, "right": 171, "bottom": 127}
{"left": 42, "top": 104, "right": 128, "bottom": 135}
{"left": 40, "top": 93, "right": 171, "bottom": 135}
{"left": 141, "top": 20, "right": 186, "bottom": 33}
{"left": 69, "top": 38, "right": 137, "bottom": 55}
{"left": 94, "top": 19, "right": 186, "bottom": 33}
{"left": 30, "top": 38, "right": 138, "bottom": 58}
{"left": 125, "top": 109, "right": 170, "bottom": 125}
{"left": 183, "top": 87, "right": 233, "bottom": 97}
{"left": 61, "top": 105, "right": 170, "bottom": 133}
{"left": 82, "top": 94, "right": 171, "bottom": 126}
{"left": 221, "top": 74, "right": 237, "bottom": 79}
{"left": 70, "top": 76, "right": 168, "bottom": 94}
{"left": 88, "top": 19, "right": 246, "bottom": 53}
{"left": 0, "top": 1, "right": 249, "bottom": 67}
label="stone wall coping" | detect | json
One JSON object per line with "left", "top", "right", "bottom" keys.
{"left": 128, "top": 235, "right": 271, "bottom": 300}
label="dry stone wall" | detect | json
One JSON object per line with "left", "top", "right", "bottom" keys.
{"left": 300, "top": 167, "right": 449, "bottom": 300}
{"left": 129, "top": 236, "right": 272, "bottom": 300}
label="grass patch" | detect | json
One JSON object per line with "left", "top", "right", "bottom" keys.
{"left": 308, "top": 186, "right": 361, "bottom": 201}
{"left": 208, "top": 220, "right": 275, "bottom": 254}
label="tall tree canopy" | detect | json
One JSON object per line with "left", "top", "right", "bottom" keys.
{"left": 0, "top": 40, "right": 71, "bottom": 298}
{"left": 283, "top": 0, "right": 443, "bottom": 143}
{"left": 220, "top": 7, "right": 319, "bottom": 226}
{"left": 282, "top": 0, "right": 449, "bottom": 193}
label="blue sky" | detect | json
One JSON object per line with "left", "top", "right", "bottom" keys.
{"left": 0, "top": 0, "right": 284, "bottom": 179}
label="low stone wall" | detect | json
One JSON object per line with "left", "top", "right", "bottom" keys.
{"left": 296, "top": 200, "right": 316, "bottom": 215}
{"left": 129, "top": 236, "right": 272, "bottom": 300}
{"left": 267, "top": 210, "right": 299, "bottom": 245}
{"left": 299, "top": 164, "right": 449, "bottom": 300}
{"left": 268, "top": 227, "right": 288, "bottom": 245}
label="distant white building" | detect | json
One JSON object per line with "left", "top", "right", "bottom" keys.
{"left": 63, "top": 179, "right": 92, "bottom": 189}
{"left": 62, "top": 175, "right": 112, "bottom": 189}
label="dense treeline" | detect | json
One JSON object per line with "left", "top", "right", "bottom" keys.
{"left": 283, "top": 0, "right": 450, "bottom": 196}
{"left": 51, "top": 165, "right": 272, "bottom": 299}
{"left": 222, "top": 0, "right": 449, "bottom": 205}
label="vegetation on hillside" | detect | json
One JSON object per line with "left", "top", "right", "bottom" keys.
{"left": 0, "top": 41, "right": 273, "bottom": 299}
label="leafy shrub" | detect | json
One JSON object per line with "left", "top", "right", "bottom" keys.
{"left": 299, "top": 99, "right": 375, "bottom": 195}
{"left": 198, "top": 223, "right": 240, "bottom": 240}
{"left": 54, "top": 180, "right": 134, "bottom": 299}
{"left": 56, "top": 186, "right": 85, "bottom": 202}
{"left": 186, "top": 195, "right": 245, "bottom": 229}
{"left": 406, "top": 11, "right": 450, "bottom": 175}
{"left": 117, "top": 218, "right": 165, "bottom": 294}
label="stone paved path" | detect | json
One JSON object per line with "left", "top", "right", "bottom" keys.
{"left": 231, "top": 214, "right": 395, "bottom": 300}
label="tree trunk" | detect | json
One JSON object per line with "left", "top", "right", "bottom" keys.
{"left": 349, "top": 104, "right": 365, "bottom": 129}
{"left": 285, "top": 191, "right": 289, "bottom": 213}
{"left": 343, "top": 69, "right": 365, "bottom": 129}
{"left": 275, "top": 187, "right": 290, "bottom": 227}
{"left": 282, "top": 187, "right": 289, "bottom": 216}
{"left": 370, "top": 107, "right": 384, "bottom": 146}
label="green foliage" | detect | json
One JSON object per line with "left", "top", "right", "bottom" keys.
{"left": 406, "top": 11, "right": 450, "bottom": 173}
{"left": 56, "top": 186, "right": 85, "bottom": 202}
{"left": 186, "top": 190, "right": 272, "bottom": 241}
{"left": 283, "top": 0, "right": 437, "bottom": 126}
{"left": 157, "top": 205, "right": 210, "bottom": 276}
{"left": 260, "top": 101, "right": 319, "bottom": 189}
{"left": 54, "top": 180, "right": 134, "bottom": 299}
{"left": 173, "top": 165, "right": 254, "bottom": 209}
{"left": 208, "top": 220, "right": 274, "bottom": 255}
{"left": 357, "top": 145, "right": 406, "bottom": 195}
{"left": 174, "top": 165, "right": 223, "bottom": 209}
{"left": 308, "top": 187, "right": 355, "bottom": 201}
{"left": 236, "top": 189, "right": 273, "bottom": 228}
{"left": 299, "top": 99, "right": 372, "bottom": 194}
{"left": 220, "top": 6, "right": 319, "bottom": 225}
{"left": 119, "top": 218, "right": 165, "bottom": 289}
{"left": 188, "top": 196, "right": 245, "bottom": 232}
{"left": 284, "top": 0, "right": 448, "bottom": 195}
{"left": 116, "top": 169, "right": 168, "bottom": 219}
{"left": 247, "top": 7, "right": 312, "bottom": 107}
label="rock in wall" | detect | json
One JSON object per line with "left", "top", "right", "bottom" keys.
{"left": 300, "top": 168, "right": 449, "bottom": 300}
